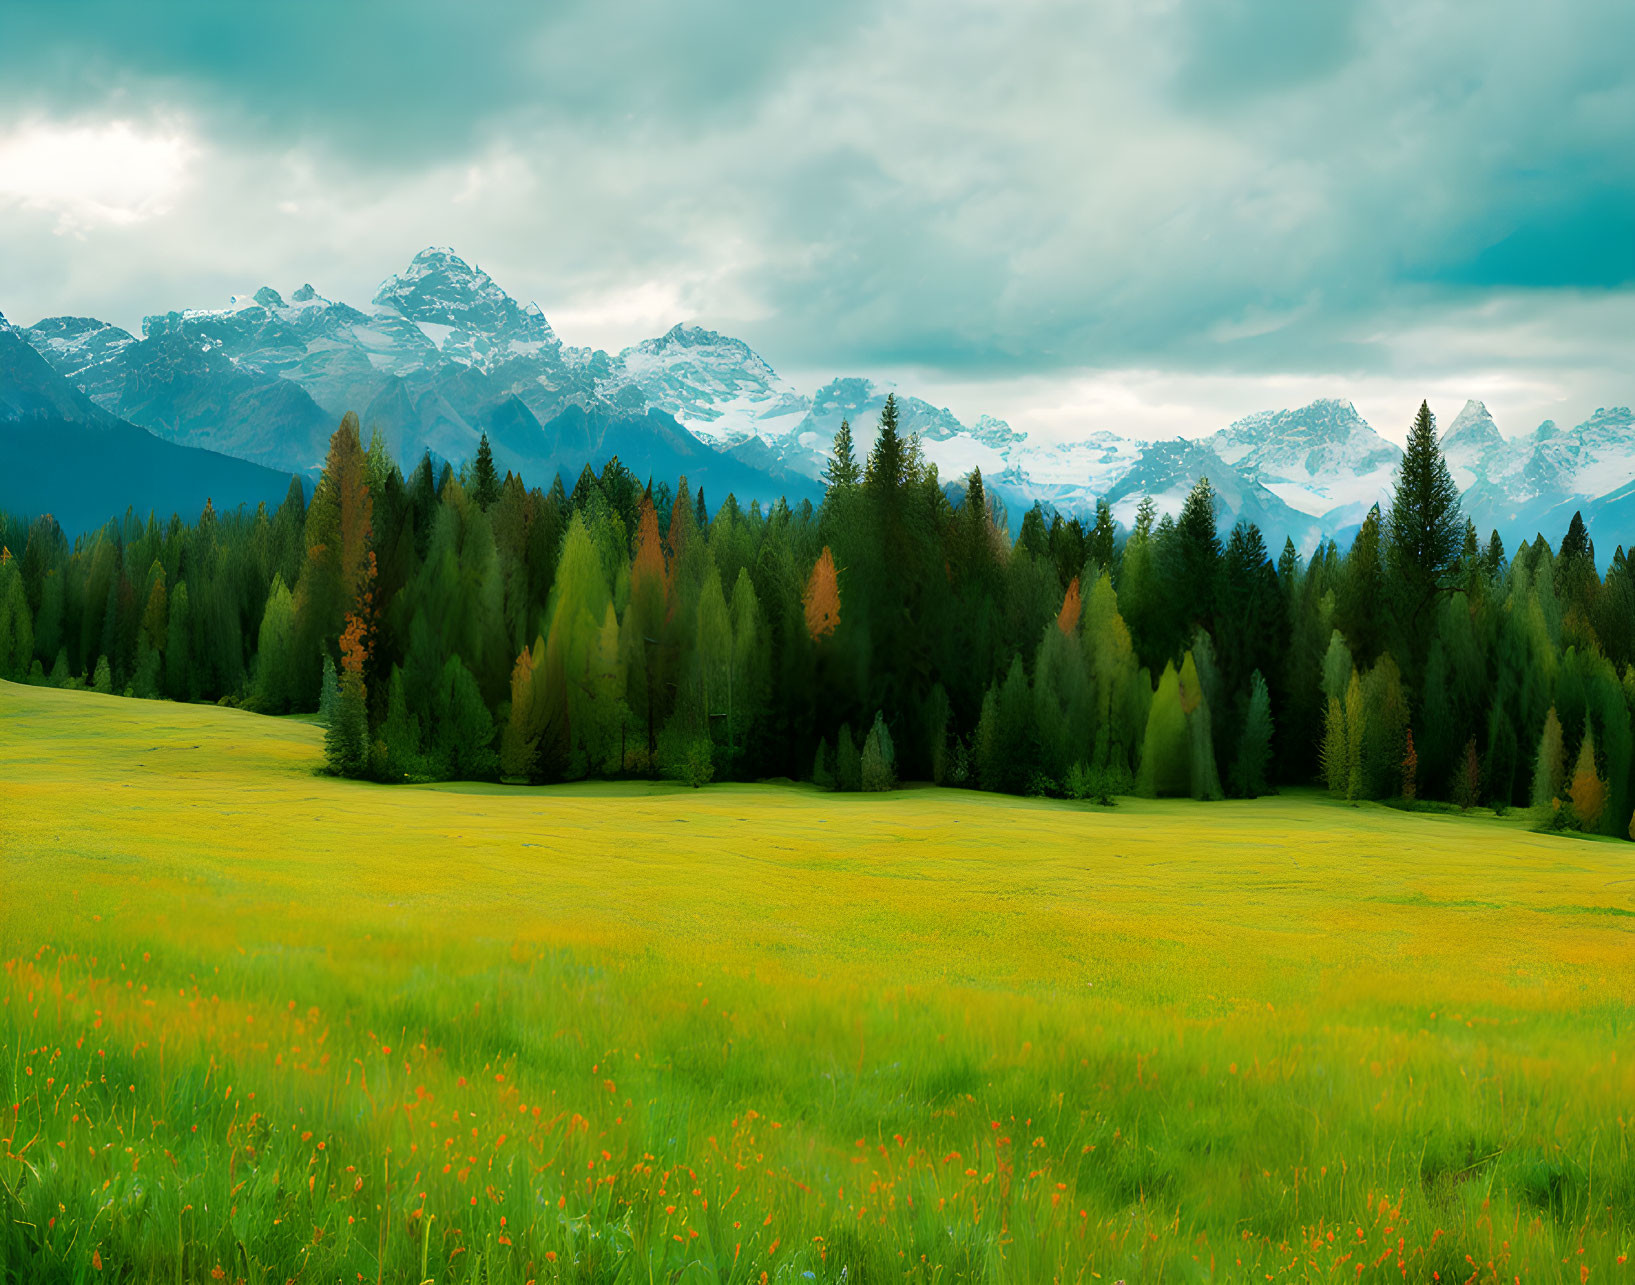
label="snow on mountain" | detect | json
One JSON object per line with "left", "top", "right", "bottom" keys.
{"left": 608, "top": 323, "right": 808, "bottom": 446}
{"left": 1441, "top": 399, "right": 1507, "bottom": 479}
{"left": 1099, "top": 437, "right": 1324, "bottom": 549}
{"left": 1206, "top": 399, "right": 1401, "bottom": 521}
{"left": 13, "top": 244, "right": 1635, "bottom": 552}
{"left": 22, "top": 317, "right": 139, "bottom": 407}
{"left": 370, "top": 247, "right": 562, "bottom": 369}
{"left": 1010, "top": 431, "right": 1144, "bottom": 493}
{"left": 1526, "top": 406, "right": 1635, "bottom": 501}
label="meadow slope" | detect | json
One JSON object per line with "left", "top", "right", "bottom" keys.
{"left": 1, "top": 680, "right": 1632, "bottom": 1283}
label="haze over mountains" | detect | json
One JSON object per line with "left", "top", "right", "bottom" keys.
{"left": 8, "top": 247, "right": 1634, "bottom": 550}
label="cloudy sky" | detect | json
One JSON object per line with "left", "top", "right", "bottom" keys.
{"left": 1, "top": 0, "right": 1630, "bottom": 443}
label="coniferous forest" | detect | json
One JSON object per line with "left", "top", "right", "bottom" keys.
{"left": 2, "top": 396, "right": 1633, "bottom": 839}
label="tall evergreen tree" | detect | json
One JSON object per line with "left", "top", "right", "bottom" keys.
{"left": 1175, "top": 476, "right": 1221, "bottom": 629}
{"left": 1385, "top": 401, "right": 1462, "bottom": 653}
{"left": 823, "top": 419, "right": 861, "bottom": 491}
{"left": 471, "top": 432, "right": 501, "bottom": 510}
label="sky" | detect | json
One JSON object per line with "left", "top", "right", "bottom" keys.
{"left": 0, "top": 0, "right": 1631, "bottom": 445}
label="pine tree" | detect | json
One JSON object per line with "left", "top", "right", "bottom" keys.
{"left": 726, "top": 570, "right": 765, "bottom": 771}
{"left": 1401, "top": 727, "right": 1418, "bottom": 801}
{"left": 162, "top": 577, "right": 191, "bottom": 700}
{"left": 1344, "top": 668, "right": 1366, "bottom": 800}
{"left": 378, "top": 666, "right": 425, "bottom": 781}
{"left": 1138, "top": 662, "right": 1190, "bottom": 798}
{"left": 1320, "top": 696, "right": 1347, "bottom": 796}
{"left": 866, "top": 394, "right": 905, "bottom": 493}
{"left": 471, "top": 433, "right": 500, "bottom": 510}
{"left": 250, "top": 574, "right": 297, "bottom": 713}
{"left": 1321, "top": 630, "right": 1354, "bottom": 703}
{"left": 0, "top": 560, "right": 33, "bottom": 679}
{"left": 861, "top": 713, "right": 897, "bottom": 792}
{"left": 432, "top": 656, "right": 498, "bottom": 780}
{"left": 695, "top": 566, "right": 733, "bottom": 759}
{"left": 1176, "top": 476, "right": 1221, "bottom": 626}
{"left": 823, "top": 419, "right": 861, "bottom": 491}
{"left": 1178, "top": 649, "right": 1223, "bottom": 800}
{"left": 1034, "top": 618, "right": 1091, "bottom": 784}
{"left": 1231, "top": 670, "right": 1274, "bottom": 797}
{"left": 1530, "top": 705, "right": 1566, "bottom": 823}
{"left": 1337, "top": 505, "right": 1385, "bottom": 663}
{"left": 500, "top": 641, "right": 543, "bottom": 781}
{"left": 325, "top": 613, "right": 370, "bottom": 777}
{"left": 1385, "top": 401, "right": 1462, "bottom": 647}
{"left": 1087, "top": 500, "right": 1116, "bottom": 573}
{"left": 318, "top": 654, "right": 339, "bottom": 727}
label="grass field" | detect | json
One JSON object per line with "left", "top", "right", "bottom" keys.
{"left": 1, "top": 679, "right": 1632, "bottom": 1283}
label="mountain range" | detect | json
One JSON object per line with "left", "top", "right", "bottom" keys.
{"left": 7, "top": 247, "right": 1634, "bottom": 552}
{"left": 0, "top": 309, "right": 298, "bottom": 535}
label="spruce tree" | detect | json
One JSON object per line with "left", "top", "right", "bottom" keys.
{"left": 471, "top": 432, "right": 501, "bottom": 510}
{"left": 1087, "top": 500, "right": 1117, "bottom": 573}
{"left": 1176, "top": 476, "right": 1221, "bottom": 627}
{"left": 1385, "top": 401, "right": 1462, "bottom": 646}
{"left": 1138, "top": 662, "right": 1190, "bottom": 797}
{"left": 861, "top": 713, "right": 897, "bottom": 792}
{"left": 866, "top": 394, "right": 905, "bottom": 493}
{"left": 325, "top": 669, "right": 368, "bottom": 777}
{"left": 1230, "top": 670, "right": 1274, "bottom": 798}
{"left": 1344, "top": 668, "right": 1366, "bottom": 800}
{"left": 823, "top": 419, "right": 861, "bottom": 491}
{"left": 1530, "top": 705, "right": 1566, "bottom": 822}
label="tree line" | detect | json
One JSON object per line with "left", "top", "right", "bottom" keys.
{"left": 2, "top": 396, "right": 1632, "bottom": 838}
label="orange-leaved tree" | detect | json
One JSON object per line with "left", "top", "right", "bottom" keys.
{"left": 1057, "top": 576, "right": 1082, "bottom": 635}
{"left": 803, "top": 546, "right": 840, "bottom": 642}
{"left": 1568, "top": 725, "right": 1605, "bottom": 831}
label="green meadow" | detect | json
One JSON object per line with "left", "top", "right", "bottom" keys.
{"left": 1, "top": 679, "right": 1631, "bottom": 1283}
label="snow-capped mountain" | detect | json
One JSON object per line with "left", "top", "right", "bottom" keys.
{"left": 10, "top": 247, "right": 1635, "bottom": 552}
{"left": 604, "top": 323, "right": 808, "bottom": 447}
{"left": 1440, "top": 399, "right": 1515, "bottom": 490}
{"left": 1099, "top": 437, "right": 1324, "bottom": 552}
{"left": 1206, "top": 399, "right": 1401, "bottom": 524}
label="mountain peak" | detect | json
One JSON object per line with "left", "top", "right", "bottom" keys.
{"left": 373, "top": 247, "right": 557, "bottom": 350}
{"left": 970, "top": 413, "right": 1024, "bottom": 447}
{"left": 1443, "top": 399, "right": 1504, "bottom": 449}
{"left": 661, "top": 322, "right": 720, "bottom": 344}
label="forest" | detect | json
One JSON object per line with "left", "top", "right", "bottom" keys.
{"left": 2, "top": 396, "right": 1632, "bottom": 839}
